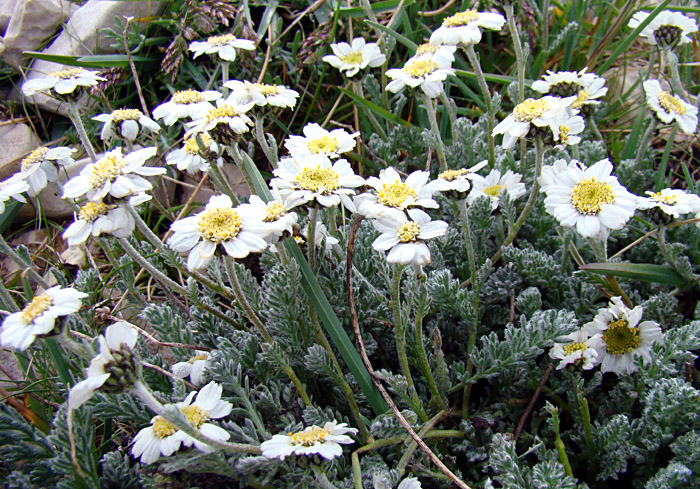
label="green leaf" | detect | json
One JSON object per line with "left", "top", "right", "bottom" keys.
{"left": 339, "top": 0, "right": 414, "bottom": 18}
{"left": 23, "top": 51, "right": 156, "bottom": 68}
{"left": 338, "top": 87, "right": 412, "bottom": 127}
{"left": 0, "top": 200, "right": 24, "bottom": 235}
{"left": 454, "top": 69, "right": 523, "bottom": 86}
{"left": 579, "top": 262, "right": 687, "bottom": 287}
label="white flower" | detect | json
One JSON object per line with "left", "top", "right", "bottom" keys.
{"left": 237, "top": 192, "right": 298, "bottom": 245}
{"left": 357, "top": 168, "right": 438, "bottom": 220}
{"left": 467, "top": 169, "right": 526, "bottom": 210}
{"left": 189, "top": 33, "right": 255, "bottom": 61}
{"left": 167, "top": 194, "right": 270, "bottom": 271}
{"left": 20, "top": 146, "right": 75, "bottom": 196}
{"left": 628, "top": 10, "right": 698, "bottom": 48}
{"left": 412, "top": 42, "right": 457, "bottom": 65}
{"left": 551, "top": 111, "right": 585, "bottom": 147}
{"left": 398, "top": 478, "right": 422, "bottom": 489}
{"left": 582, "top": 297, "right": 664, "bottom": 375}
{"left": 152, "top": 89, "right": 222, "bottom": 126}
{"left": 224, "top": 80, "right": 299, "bottom": 109}
{"left": 371, "top": 208, "right": 447, "bottom": 267}
{"left": 430, "top": 9, "right": 506, "bottom": 46}
{"left": 69, "top": 321, "right": 139, "bottom": 409}
{"left": 541, "top": 158, "right": 637, "bottom": 239}
{"left": 171, "top": 350, "right": 210, "bottom": 385}
{"left": 386, "top": 54, "right": 456, "bottom": 98}
{"left": 284, "top": 123, "right": 359, "bottom": 160}
{"left": 62, "top": 147, "right": 163, "bottom": 202}
{"left": 0, "top": 286, "right": 87, "bottom": 351}
{"left": 549, "top": 330, "right": 599, "bottom": 370}
{"left": 175, "top": 382, "right": 233, "bottom": 452}
{"left": 636, "top": 188, "right": 700, "bottom": 218}
{"left": 271, "top": 155, "right": 365, "bottom": 211}
{"left": 166, "top": 134, "right": 218, "bottom": 174}
{"left": 0, "top": 172, "right": 30, "bottom": 214}
{"left": 92, "top": 109, "right": 161, "bottom": 142}
{"left": 532, "top": 68, "right": 608, "bottom": 112}
{"left": 21, "top": 67, "right": 105, "bottom": 96}
{"left": 493, "top": 96, "right": 576, "bottom": 149}
{"left": 429, "top": 161, "right": 488, "bottom": 194}
{"left": 643, "top": 79, "right": 698, "bottom": 134}
{"left": 185, "top": 99, "right": 254, "bottom": 139}
{"left": 322, "top": 38, "right": 386, "bottom": 77}
{"left": 62, "top": 198, "right": 143, "bottom": 246}
{"left": 131, "top": 415, "right": 186, "bottom": 465}
{"left": 260, "top": 420, "right": 358, "bottom": 460}
{"left": 538, "top": 159, "right": 583, "bottom": 193}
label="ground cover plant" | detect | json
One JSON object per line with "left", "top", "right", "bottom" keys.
{"left": 1, "top": 0, "right": 700, "bottom": 487}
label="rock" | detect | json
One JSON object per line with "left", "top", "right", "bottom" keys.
{"left": 15, "top": 156, "right": 84, "bottom": 221}
{"left": 1, "top": 0, "right": 77, "bottom": 68}
{"left": 0, "top": 122, "right": 41, "bottom": 181}
{"left": 0, "top": 0, "right": 17, "bottom": 36}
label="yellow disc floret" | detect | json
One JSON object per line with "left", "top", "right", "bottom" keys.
{"left": 189, "top": 353, "right": 208, "bottom": 363}
{"left": 207, "top": 34, "right": 236, "bottom": 46}
{"left": 443, "top": 9, "right": 480, "bottom": 27}
{"left": 377, "top": 182, "right": 416, "bottom": 207}
{"left": 21, "top": 147, "right": 49, "bottom": 171}
{"left": 198, "top": 207, "right": 243, "bottom": 244}
{"left": 416, "top": 43, "right": 439, "bottom": 56}
{"left": 572, "top": 89, "right": 590, "bottom": 109}
{"left": 571, "top": 177, "right": 615, "bottom": 215}
{"left": 438, "top": 168, "right": 469, "bottom": 182}
{"left": 482, "top": 184, "right": 504, "bottom": 197}
{"left": 602, "top": 318, "right": 641, "bottom": 355}
{"left": 403, "top": 59, "right": 438, "bottom": 78}
{"left": 111, "top": 109, "right": 142, "bottom": 123}
{"left": 264, "top": 202, "right": 287, "bottom": 222}
{"left": 89, "top": 153, "right": 129, "bottom": 188}
{"left": 658, "top": 91, "right": 687, "bottom": 115}
{"left": 180, "top": 405, "right": 209, "bottom": 429}
{"left": 21, "top": 293, "right": 53, "bottom": 324}
{"left": 49, "top": 67, "right": 85, "bottom": 79}
{"left": 78, "top": 202, "right": 111, "bottom": 222}
{"left": 650, "top": 192, "right": 679, "bottom": 205}
{"left": 307, "top": 136, "right": 339, "bottom": 155}
{"left": 513, "top": 98, "right": 550, "bottom": 122}
{"left": 152, "top": 416, "right": 177, "bottom": 439}
{"left": 339, "top": 52, "right": 364, "bottom": 65}
{"left": 296, "top": 166, "right": 339, "bottom": 193}
{"left": 206, "top": 104, "right": 241, "bottom": 123}
{"left": 289, "top": 426, "right": 330, "bottom": 446}
{"left": 172, "top": 89, "right": 206, "bottom": 104}
{"left": 397, "top": 222, "right": 421, "bottom": 242}
{"left": 253, "top": 83, "right": 281, "bottom": 96}
{"left": 563, "top": 342, "right": 587, "bottom": 356}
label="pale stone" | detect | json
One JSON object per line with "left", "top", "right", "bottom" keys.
{"left": 0, "top": 0, "right": 17, "bottom": 36}
{"left": 17, "top": 155, "right": 84, "bottom": 220}
{"left": 0, "top": 122, "right": 41, "bottom": 181}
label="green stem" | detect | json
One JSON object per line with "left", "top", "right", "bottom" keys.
{"left": 353, "top": 80, "right": 388, "bottom": 140}
{"left": 254, "top": 114, "right": 278, "bottom": 167}
{"left": 541, "top": 0, "right": 550, "bottom": 52}
{"left": 420, "top": 92, "right": 448, "bottom": 171}
{"left": 0, "top": 234, "right": 49, "bottom": 290}
{"left": 656, "top": 125, "right": 677, "bottom": 191}
{"left": 208, "top": 159, "right": 240, "bottom": 205}
{"left": 550, "top": 405, "right": 574, "bottom": 477}
{"left": 67, "top": 101, "right": 97, "bottom": 162}
{"left": 439, "top": 91, "right": 458, "bottom": 141}
{"left": 221, "top": 61, "right": 230, "bottom": 93}
{"left": 635, "top": 119, "right": 657, "bottom": 170}
{"left": 396, "top": 410, "right": 447, "bottom": 477}
{"left": 504, "top": 3, "right": 526, "bottom": 103}
{"left": 414, "top": 303, "right": 446, "bottom": 411}
{"left": 307, "top": 207, "right": 319, "bottom": 271}
{"left": 581, "top": 396, "right": 595, "bottom": 456}
{"left": 588, "top": 117, "right": 604, "bottom": 142}
{"left": 311, "top": 466, "right": 338, "bottom": 489}
{"left": 0, "top": 279, "right": 19, "bottom": 312}
{"left": 464, "top": 44, "right": 495, "bottom": 167}
{"left": 664, "top": 48, "right": 690, "bottom": 102}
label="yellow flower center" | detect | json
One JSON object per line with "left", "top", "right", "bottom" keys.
{"left": 571, "top": 177, "right": 615, "bottom": 215}
{"left": 658, "top": 91, "right": 686, "bottom": 115}
{"left": 172, "top": 89, "right": 206, "bottom": 104}
{"left": 253, "top": 83, "right": 281, "bottom": 96}
{"left": 198, "top": 207, "right": 243, "bottom": 244}
{"left": 21, "top": 293, "right": 53, "bottom": 324}
{"left": 78, "top": 202, "right": 111, "bottom": 222}
{"left": 403, "top": 59, "right": 439, "bottom": 78}
{"left": 443, "top": 9, "right": 480, "bottom": 27}
{"left": 650, "top": 192, "right": 679, "bottom": 205}
{"left": 189, "top": 353, "right": 208, "bottom": 363}
{"left": 572, "top": 89, "right": 590, "bottom": 109}
{"left": 602, "top": 318, "right": 641, "bottom": 355}
{"left": 206, "top": 104, "right": 242, "bottom": 123}
{"left": 289, "top": 426, "right": 330, "bottom": 446}
{"left": 482, "top": 184, "right": 504, "bottom": 197}
{"left": 180, "top": 405, "right": 209, "bottom": 429}
{"left": 307, "top": 135, "right": 339, "bottom": 155}
{"left": 563, "top": 342, "right": 587, "bottom": 356}
{"left": 21, "top": 147, "right": 49, "bottom": 171}
{"left": 296, "top": 166, "right": 339, "bottom": 193}
{"left": 152, "top": 416, "right": 177, "bottom": 438}
{"left": 184, "top": 134, "right": 212, "bottom": 155}
{"left": 397, "top": 222, "right": 421, "bottom": 242}
{"left": 559, "top": 125, "right": 571, "bottom": 142}
{"left": 264, "top": 202, "right": 287, "bottom": 222}
{"left": 111, "top": 109, "right": 142, "bottom": 123}
{"left": 377, "top": 182, "right": 416, "bottom": 207}
{"left": 89, "top": 154, "right": 129, "bottom": 189}
{"left": 339, "top": 52, "right": 364, "bottom": 65}
{"left": 438, "top": 168, "right": 469, "bottom": 182}
{"left": 207, "top": 33, "right": 237, "bottom": 46}
{"left": 416, "top": 43, "right": 439, "bottom": 55}
{"left": 513, "top": 98, "right": 550, "bottom": 122}
{"left": 48, "top": 67, "right": 84, "bottom": 79}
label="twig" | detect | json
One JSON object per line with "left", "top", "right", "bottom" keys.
{"left": 513, "top": 363, "right": 553, "bottom": 442}
{"left": 123, "top": 17, "right": 150, "bottom": 117}
{"left": 418, "top": 0, "right": 457, "bottom": 16}
{"left": 141, "top": 361, "right": 198, "bottom": 390}
{"left": 257, "top": 24, "right": 274, "bottom": 83}
{"left": 97, "top": 313, "right": 211, "bottom": 351}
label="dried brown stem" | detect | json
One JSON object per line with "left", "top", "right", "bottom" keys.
{"left": 514, "top": 363, "right": 554, "bottom": 442}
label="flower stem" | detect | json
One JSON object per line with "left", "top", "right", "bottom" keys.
{"left": 311, "top": 466, "right": 339, "bottom": 489}
{"left": 635, "top": 119, "right": 657, "bottom": 170}
{"left": 550, "top": 405, "right": 574, "bottom": 477}
{"left": 221, "top": 61, "right": 230, "bottom": 93}
{"left": 504, "top": 3, "right": 526, "bottom": 103}
{"left": 67, "top": 101, "right": 97, "bottom": 162}
{"left": 208, "top": 158, "right": 240, "bottom": 205}
{"left": 353, "top": 80, "right": 388, "bottom": 140}
{"left": 254, "top": 114, "right": 278, "bottom": 167}
{"left": 414, "top": 296, "right": 446, "bottom": 411}
{"left": 664, "top": 48, "right": 690, "bottom": 102}
{"left": 439, "top": 90, "right": 458, "bottom": 141}
{"left": 0, "top": 234, "right": 50, "bottom": 290}
{"left": 420, "top": 92, "right": 448, "bottom": 171}
{"left": 464, "top": 44, "right": 495, "bottom": 168}
{"left": 307, "top": 207, "right": 319, "bottom": 271}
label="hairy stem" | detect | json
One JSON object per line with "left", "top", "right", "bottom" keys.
{"left": 67, "top": 101, "right": 97, "bottom": 162}
{"left": 504, "top": 3, "right": 526, "bottom": 103}
{"left": 420, "top": 92, "right": 448, "bottom": 171}
{"left": 464, "top": 44, "right": 495, "bottom": 167}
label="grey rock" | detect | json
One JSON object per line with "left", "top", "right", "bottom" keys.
{"left": 0, "top": 122, "right": 41, "bottom": 181}
{"left": 0, "top": 0, "right": 15, "bottom": 36}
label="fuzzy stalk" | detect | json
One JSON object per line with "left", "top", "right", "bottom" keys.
{"left": 420, "top": 92, "right": 448, "bottom": 171}
{"left": 550, "top": 405, "right": 574, "bottom": 477}
{"left": 354, "top": 80, "right": 388, "bottom": 140}
{"left": 254, "top": 114, "right": 278, "bottom": 167}
{"left": 635, "top": 119, "right": 657, "bottom": 170}
{"left": 221, "top": 61, "right": 230, "bottom": 93}
{"left": 0, "top": 279, "right": 19, "bottom": 313}
{"left": 0, "top": 234, "right": 50, "bottom": 290}
{"left": 414, "top": 300, "right": 446, "bottom": 411}
{"left": 439, "top": 91, "right": 458, "bottom": 141}
{"left": 208, "top": 159, "right": 240, "bottom": 205}
{"left": 464, "top": 44, "right": 495, "bottom": 167}
{"left": 396, "top": 410, "right": 448, "bottom": 477}
{"left": 311, "top": 466, "right": 339, "bottom": 489}
{"left": 504, "top": 3, "right": 526, "bottom": 103}
{"left": 67, "top": 101, "right": 97, "bottom": 162}
{"left": 664, "top": 48, "right": 690, "bottom": 102}
{"left": 307, "top": 207, "right": 320, "bottom": 271}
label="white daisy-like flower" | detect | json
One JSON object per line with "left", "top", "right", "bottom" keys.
{"left": 411, "top": 42, "right": 457, "bottom": 65}
{"left": 271, "top": 155, "right": 365, "bottom": 211}
{"left": 185, "top": 99, "right": 254, "bottom": 140}
{"left": 541, "top": 158, "right": 637, "bottom": 239}
{"left": 92, "top": 109, "right": 160, "bottom": 142}
{"left": 467, "top": 169, "right": 526, "bottom": 210}
{"left": 18, "top": 146, "right": 75, "bottom": 196}
{"left": 549, "top": 330, "right": 599, "bottom": 370}
{"left": 628, "top": 10, "right": 698, "bottom": 48}
{"left": 167, "top": 194, "right": 269, "bottom": 271}
{"left": 371, "top": 208, "right": 447, "bottom": 267}
{"left": 538, "top": 159, "right": 583, "bottom": 193}
{"left": 174, "top": 382, "right": 233, "bottom": 452}
{"left": 532, "top": 68, "right": 608, "bottom": 112}
{"left": 284, "top": 123, "right": 359, "bottom": 160}
{"left": 189, "top": 33, "right": 256, "bottom": 61}
{"left": 21, "top": 67, "right": 106, "bottom": 97}
{"left": 62, "top": 147, "right": 163, "bottom": 202}
{"left": 166, "top": 134, "right": 218, "bottom": 174}
{"left": 582, "top": 297, "right": 664, "bottom": 375}
{"left": 223, "top": 80, "right": 299, "bottom": 109}
{"left": 430, "top": 9, "right": 506, "bottom": 46}
{"left": 152, "top": 89, "right": 222, "bottom": 126}
{"left": 238, "top": 192, "right": 298, "bottom": 245}
{"left": 493, "top": 95, "right": 576, "bottom": 149}
{"left": 643, "top": 79, "right": 698, "bottom": 134}
{"left": 428, "top": 161, "right": 488, "bottom": 194}
{"left": 131, "top": 414, "right": 186, "bottom": 465}
{"left": 62, "top": 197, "right": 144, "bottom": 246}
{"left": 260, "top": 420, "right": 358, "bottom": 460}
{"left": 322, "top": 38, "right": 386, "bottom": 77}
{"left": 551, "top": 111, "right": 585, "bottom": 147}
{"left": 386, "top": 54, "right": 456, "bottom": 98}
{"left": 171, "top": 350, "right": 210, "bottom": 386}
{"left": 398, "top": 478, "right": 422, "bottom": 489}
{"left": 69, "top": 321, "right": 139, "bottom": 409}
{"left": 0, "top": 172, "right": 31, "bottom": 214}
{"left": 636, "top": 188, "right": 700, "bottom": 218}
{"left": 0, "top": 286, "right": 88, "bottom": 351}
{"left": 356, "top": 167, "right": 439, "bottom": 220}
